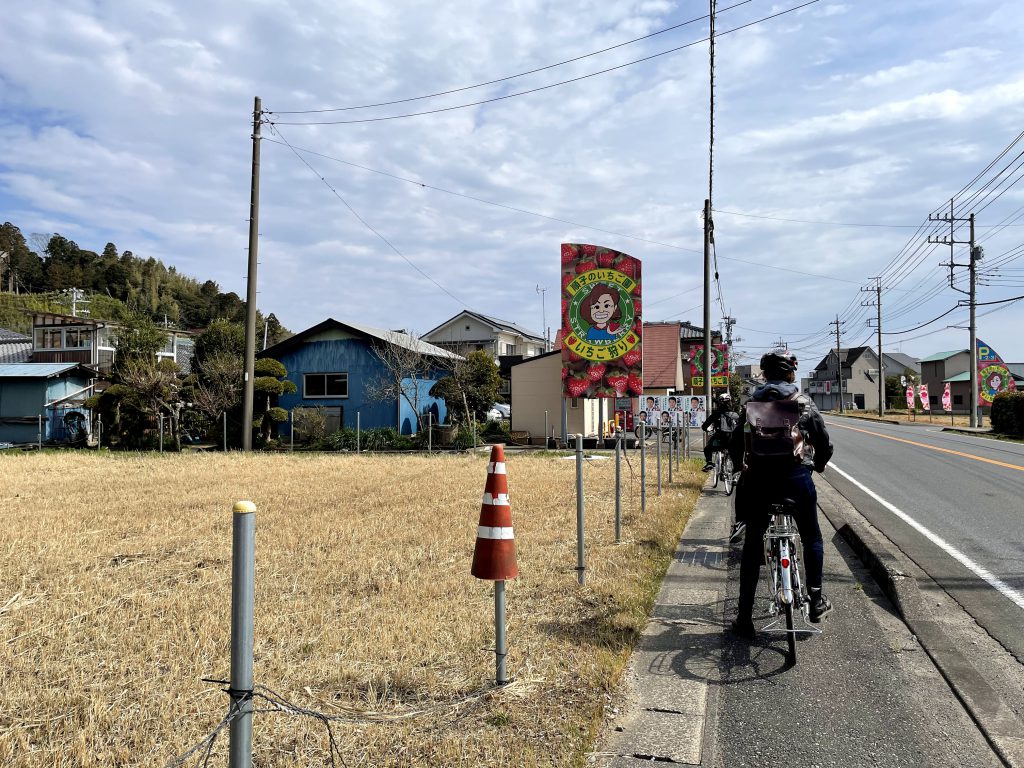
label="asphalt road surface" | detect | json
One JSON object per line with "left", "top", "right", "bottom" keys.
{"left": 820, "top": 416, "right": 1024, "bottom": 661}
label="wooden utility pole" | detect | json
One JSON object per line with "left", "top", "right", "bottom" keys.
{"left": 241, "top": 97, "right": 262, "bottom": 451}
{"left": 703, "top": 199, "right": 712, "bottom": 409}
{"left": 861, "top": 278, "right": 884, "bottom": 416}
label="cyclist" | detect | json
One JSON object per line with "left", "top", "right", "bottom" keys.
{"left": 727, "top": 351, "right": 834, "bottom": 639}
{"left": 700, "top": 392, "right": 739, "bottom": 472}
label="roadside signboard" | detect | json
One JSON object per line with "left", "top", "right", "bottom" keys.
{"left": 918, "top": 383, "right": 930, "bottom": 411}
{"left": 976, "top": 338, "right": 1016, "bottom": 406}
{"left": 942, "top": 383, "right": 952, "bottom": 412}
{"left": 688, "top": 342, "right": 730, "bottom": 388}
{"left": 905, "top": 385, "right": 915, "bottom": 410}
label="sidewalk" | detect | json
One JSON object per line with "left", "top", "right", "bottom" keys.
{"left": 591, "top": 477, "right": 1009, "bottom": 768}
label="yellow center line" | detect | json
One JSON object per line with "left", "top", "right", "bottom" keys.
{"left": 825, "top": 420, "right": 1024, "bottom": 472}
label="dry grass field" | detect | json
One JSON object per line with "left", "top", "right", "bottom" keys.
{"left": 0, "top": 448, "right": 703, "bottom": 767}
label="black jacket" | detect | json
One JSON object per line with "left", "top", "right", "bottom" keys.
{"left": 728, "top": 382, "right": 833, "bottom": 472}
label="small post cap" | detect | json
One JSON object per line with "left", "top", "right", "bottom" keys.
{"left": 233, "top": 500, "right": 257, "bottom": 514}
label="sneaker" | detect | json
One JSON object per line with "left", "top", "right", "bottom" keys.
{"left": 701, "top": 463, "right": 715, "bottom": 471}
{"left": 809, "top": 593, "right": 833, "bottom": 622}
{"left": 729, "top": 618, "right": 756, "bottom": 639}
{"left": 728, "top": 521, "right": 746, "bottom": 543}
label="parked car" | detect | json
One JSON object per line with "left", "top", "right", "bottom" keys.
{"left": 486, "top": 403, "right": 510, "bottom": 421}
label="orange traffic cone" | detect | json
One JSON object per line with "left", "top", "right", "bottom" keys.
{"left": 471, "top": 444, "right": 519, "bottom": 581}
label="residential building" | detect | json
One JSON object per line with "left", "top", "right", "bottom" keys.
{"left": 422, "top": 311, "right": 546, "bottom": 399}
{"left": 919, "top": 350, "right": 971, "bottom": 412}
{"left": 807, "top": 347, "right": 920, "bottom": 412}
{"left": 260, "top": 318, "right": 459, "bottom": 437}
{"left": 0, "top": 363, "right": 97, "bottom": 444}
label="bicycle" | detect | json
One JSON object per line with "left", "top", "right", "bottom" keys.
{"left": 761, "top": 498, "right": 821, "bottom": 665}
{"left": 711, "top": 447, "right": 736, "bottom": 495}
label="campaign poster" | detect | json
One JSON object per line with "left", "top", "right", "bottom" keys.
{"left": 560, "top": 244, "right": 642, "bottom": 399}
{"left": 918, "top": 384, "right": 930, "bottom": 411}
{"left": 905, "top": 385, "right": 915, "bottom": 410}
{"left": 636, "top": 394, "right": 689, "bottom": 426}
{"left": 688, "top": 342, "right": 730, "bottom": 388}
{"left": 976, "top": 338, "right": 1016, "bottom": 406}
{"left": 942, "top": 383, "right": 952, "bottom": 412}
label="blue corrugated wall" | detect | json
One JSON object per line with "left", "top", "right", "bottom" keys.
{"left": 273, "top": 339, "right": 448, "bottom": 435}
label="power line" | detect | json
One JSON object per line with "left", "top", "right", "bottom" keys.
{"left": 267, "top": 125, "right": 470, "bottom": 309}
{"left": 267, "top": 1, "right": 820, "bottom": 126}
{"left": 271, "top": 1, "right": 754, "bottom": 115}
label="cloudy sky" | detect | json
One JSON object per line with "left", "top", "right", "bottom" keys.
{"left": 2, "top": 0, "right": 1023, "bottom": 369}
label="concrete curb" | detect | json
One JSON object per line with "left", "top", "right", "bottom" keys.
{"left": 818, "top": 488, "right": 1024, "bottom": 768}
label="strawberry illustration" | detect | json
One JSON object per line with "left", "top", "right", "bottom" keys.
{"left": 561, "top": 243, "right": 578, "bottom": 264}
{"left": 580, "top": 244, "right": 597, "bottom": 256}
{"left": 597, "top": 250, "right": 616, "bottom": 268}
{"left": 561, "top": 366, "right": 569, "bottom": 380}
{"left": 606, "top": 374, "right": 629, "bottom": 396}
{"left": 587, "top": 363, "right": 607, "bottom": 382}
{"left": 575, "top": 260, "right": 598, "bottom": 274}
{"left": 627, "top": 373, "right": 644, "bottom": 395}
{"left": 562, "top": 272, "right": 575, "bottom": 291}
{"left": 632, "top": 299, "right": 642, "bottom": 316}
{"left": 566, "top": 377, "right": 590, "bottom": 398}
{"left": 614, "top": 255, "right": 638, "bottom": 279}
{"left": 563, "top": 346, "right": 583, "bottom": 363}
{"left": 622, "top": 348, "right": 642, "bottom": 367}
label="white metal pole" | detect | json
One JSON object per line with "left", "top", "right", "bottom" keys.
{"left": 229, "top": 501, "right": 256, "bottom": 768}
{"left": 575, "top": 434, "right": 585, "bottom": 585}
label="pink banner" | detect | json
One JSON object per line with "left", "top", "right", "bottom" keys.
{"left": 941, "top": 383, "right": 952, "bottom": 412}
{"left": 918, "top": 384, "right": 930, "bottom": 411}
{"left": 905, "top": 385, "right": 915, "bottom": 410}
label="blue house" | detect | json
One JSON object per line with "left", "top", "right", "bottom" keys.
{"left": 259, "top": 318, "right": 460, "bottom": 437}
{"left": 0, "top": 363, "right": 97, "bottom": 445}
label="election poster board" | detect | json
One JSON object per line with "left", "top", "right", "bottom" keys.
{"left": 976, "top": 338, "right": 1016, "bottom": 406}
{"left": 636, "top": 394, "right": 693, "bottom": 426}
{"left": 560, "top": 244, "right": 642, "bottom": 399}
{"left": 918, "top": 383, "right": 930, "bottom": 411}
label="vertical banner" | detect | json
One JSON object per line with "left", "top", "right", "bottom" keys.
{"left": 560, "top": 244, "right": 642, "bottom": 398}
{"left": 976, "top": 338, "right": 1016, "bottom": 406}
{"left": 918, "top": 383, "right": 930, "bottom": 411}
{"left": 688, "top": 342, "right": 730, "bottom": 387}
{"left": 905, "top": 385, "right": 915, "bottom": 410}
{"left": 942, "top": 382, "right": 952, "bottom": 412}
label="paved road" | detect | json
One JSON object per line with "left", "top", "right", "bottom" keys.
{"left": 820, "top": 416, "right": 1024, "bottom": 661}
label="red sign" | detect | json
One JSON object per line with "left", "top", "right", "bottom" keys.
{"left": 560, "top": 244, "right": 642, "bottom": 399}
{"left": 918, "top": 384, "right": 930, "bottom": 411}
{"left": 941, "top": 383, "right": 952, "bottom": 412}
{"left": 905, "top": 385, "right": 915, "bottom": 410}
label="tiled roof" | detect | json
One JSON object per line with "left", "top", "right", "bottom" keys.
{"left": 0, "top": 328, "right": 30, "bottom": 342}
{"left": 0, "top": 341, "right": 32, "bottom": 364}
{"left": 261, "top": 318, "right": 463, "bottom": 361}
{"left": 423, "top": 310, "right": 544, "bottom": 342}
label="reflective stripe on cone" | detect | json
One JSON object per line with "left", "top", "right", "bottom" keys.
{"left": 471, "top": 444, "right": 519, "bottom": 581}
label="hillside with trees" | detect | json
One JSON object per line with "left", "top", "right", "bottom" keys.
{"left": 0, "top": 221, "right": 289, "bottom": 337}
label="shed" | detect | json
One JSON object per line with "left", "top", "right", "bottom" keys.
{"left": 0, "top": 363, "right": 97, "bottom": 444}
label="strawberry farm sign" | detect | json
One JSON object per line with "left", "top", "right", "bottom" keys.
{"left": 560, "top": 243, "right": 642, "bottom": 399}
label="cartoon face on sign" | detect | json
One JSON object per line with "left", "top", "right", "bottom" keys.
{"left": 581, "top": 284, "right": 623, "bottom": 341}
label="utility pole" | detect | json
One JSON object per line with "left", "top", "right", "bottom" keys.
{"left": 536, "top": 284, "right": 548, "bottom": 351}
{"left": 860, "top": 277, "right": 884, "bottom": 417}
{"left": 830, "top": 315, "right": 845, "bottom": 413}
{"left": 929, "top": 207, "right": 981, "bottom": 427}
{"left": 703, "top": 199, "right": 712, "bottom": 409}
{"left": 241, "top": 96, "right": 263, "bottom": 451}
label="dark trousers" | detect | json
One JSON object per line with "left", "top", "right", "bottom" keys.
{"left": 736, "top": 464, "right": 825, "bottom": 621}
{"left": 704, "top": 430, "right": 730, "bottom": 464}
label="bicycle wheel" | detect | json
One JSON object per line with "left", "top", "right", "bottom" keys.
{"left": 634, "top": 424, "right": 648, "bottom": 442}
{"left": 784, "top": 600, "right": 797, "bottom": 665}
{"left": 723, "top": 455, "right": 735, "bottom": 496}
{"left": 711, "top": 451, "right": 721, "bottom": 488}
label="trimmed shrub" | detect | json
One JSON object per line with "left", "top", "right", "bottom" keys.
{"left": 990, "top": 390, "right": 1024, "bottom": 437}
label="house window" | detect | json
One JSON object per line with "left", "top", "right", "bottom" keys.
{"left": 64, "top": 328, "right": 93, "bottom": 349}
{"left": 503, "top": 343, "right": 517, "bottom": 355}
{"left": 570, "top": 398, "right": 579, "bottom": 409}
{"left": 34, "top": 328, "right": 63, "bottom": 349}
{"left": 953, "top": 394, "right": 963, "bottom": 405}
{"left": 930, "top": 395, "right": 938, "bottom": 406}
{"left": 304, "top": 372, "right": 348, "bottom": 398}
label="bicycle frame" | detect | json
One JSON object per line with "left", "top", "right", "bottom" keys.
{"left": 761, "top": 511, "right": 821, "bottom": 638}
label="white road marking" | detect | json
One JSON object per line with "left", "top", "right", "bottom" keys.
{"left": 829, "top": 462, "right": 1024, "bottom": 612}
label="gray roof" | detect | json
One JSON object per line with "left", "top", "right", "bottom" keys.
{"left": 881, "top": 352, "right": 920, "bottom": 373}
{"left": 342, "top": 320, "right": 463, "bottom": 360}
{"left": 0, "top": 341, "right": 32, "bottom": 364}
{"left": 0, "top": 363, "right": 84, "bottom": 378}
{"left": 0, "top": 328, "right": 30, "bottom": 342}
{"left": 424, "top": 310, "right": 544, "bottom": 342}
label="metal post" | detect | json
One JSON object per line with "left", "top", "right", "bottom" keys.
{"left": 159, "top": 415, "right": 164, "bottom": 453}
{"left": 656, "top": 423, "right": 662, "bottom": 496}
{"left": 668, "top": 422, "right": 673, "bottom": 483}
{"left": 290, "top": 410, "right": 294, "bottom": 452}
{"left": 472, "top": 415, "right": 477, "bottom": 450}
{"left": 614, "top": 433, "right": 622, "bottom": 543}
{"left": 495, "top": 580, "right": 508, "bottom": 685}
{"left": 241, "top": 97, "right": 262, "bottom": 452}
{"left": 684, "top": 419, "right": 690, "bottom": 459}
{"left": 356, "top": 412, "right": 361, "bottom": 453}
{"left": 229, "top": 501, "right": 256, "bottom": 768}
{"left": 428, "top": 411, "right": 432, "bottom": 453}
{"left": 37, "top": 413, "right": 42, "bottom": 450}
{"left": 561, "top": 397, "right": 568, "bottom": 448}
{"left": 639, "top": 427, "right": 646, "bottom": 515}
{"left": 575, "top": 434, "right": 585, "bottom": 585}
{"left": 969, "top": 213, "right": 978, "bottom": 429}
{"left": 97, "top": 413, "right": 102, "bottom": 449}
{"left": 223, "top": 411, "right": 228, "bottom": 452}
{"left": 544, "top": 410, "right": 549, "bottom": 448}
